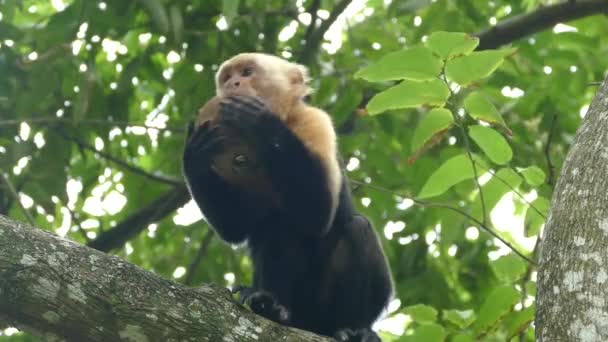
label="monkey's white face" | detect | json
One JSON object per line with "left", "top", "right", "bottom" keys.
{"left": 215, "top": 53, "right": 311, "bottom": 118}
{"left": 216, "top": 59, "right": 260, "bottom": 98}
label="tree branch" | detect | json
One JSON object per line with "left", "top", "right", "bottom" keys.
{"left": 0, "top": 170, "right": 36, "bottom": 225}
{"left": 0, "top": 215, "right": 331, "bottom": 341}
{"left": 88, "top": 186, "right": 191, "bottom": 252}
{"left": 55, "top": 128, "right": 183, "bottom": 187}
{"left": 475, "top": 0, "right": 608, "bottom": 50}
{"left": 184, "top": 229, "right": 215, "bottom": 286}
{"left": 297, "top": 0, "right": 353, "bottom": 65}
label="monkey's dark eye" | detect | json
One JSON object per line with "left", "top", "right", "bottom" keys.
{"left": 242, "top": 67, "right": 253, "bottom": 77}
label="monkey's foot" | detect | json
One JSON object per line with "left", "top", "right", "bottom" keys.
{"left": 334, "top": 328, "right": 381, "bottom": 342}
{"left": 232, "top": 286, "right": 290, "bottom": 324}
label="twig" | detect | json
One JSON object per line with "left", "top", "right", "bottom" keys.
{"left": 88, "top": 186, "right": 190, "bottom": 252}
{"left": 0, "top": 118, "right": 184, "bottom": 134}
{"left": 66, "top": 205, "right": 90, "bottom": 243}
{"left": 297, "top": 0, "right": 354, "bottom": 65}
{"left": 302, "top": 0, "right": 321, "bottom": 46}
{"left": 441, "top": 74, "right": 488, "bottom": 225}
{"left": 473, "top": 161, "right": 547, "bottom": 219}
{"left": 475, "top": 0, "right": 608, "bottom": 50}
{"left": 0, "top": 170, "right": 36, "bottom": 225}
{"left": 54, "top": 128, "right": 183, "bottom": 187}
{"left": 350, "top": 179, "right": 536, "bottom": 265}
{"left": 544, "top": 113, "right": 558, "bottom": 186}
{"left": 184, "top": 229, "right": 216, "bottom": 286}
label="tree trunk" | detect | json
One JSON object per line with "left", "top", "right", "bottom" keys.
{"left": 0, "top": 215, "right": 331, "bottom": 342}
{"left": 536, "top": 78, "right": 608, "bottom": 341}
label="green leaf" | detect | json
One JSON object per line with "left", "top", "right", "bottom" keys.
{"left": 400, "top": 323, "right": 446, "bottom": 342}
{"left": 367, "top": 79, "right": 450, "bottom": 115}
{"left": 223, "top": 0, "right": 240, "bottom": 25}
{"left": 518, "top": 166, "right": 546, "bottom": 186}
{"left": 443, "top": 309, "right": 476, "bottom": 328}
{"left": 355, "top": 47, "right": 442, "bottom": 82}
{"left": 426, "top": 31, "right": 479, "bottom": 60}
{"left": 468, "top": 125, "right": 512, "bottom": 165}
{"left": 403, "top": 304, "right": 438, "bottom": 323}
{"left": 445, "top": 48, "right": 516, "bottom": 86}
{"left": 473, "top": 285, "right": 520, "bottom": 335}
{"left": 137, "top": 0, "right": 170, "bottom": 33}
{"left": 411, "top": 108, "right": 454, "bottom": 155}
{"left": 451, "top": 333, "right": 474, "bottom": 342}
{"left": 463, "top": 92, "right": 509, "bottom": 133}
{"left": 504, "top": 306, "right": 535, "bottom": 339}
{"left": 524, "top": 197, "right": 550, "bottom": 237}
{"left": 491, "top": 254, "right": 527, "bottom": 283}
{"left": 418, "top": 154, "right": 475, "bottom": 199}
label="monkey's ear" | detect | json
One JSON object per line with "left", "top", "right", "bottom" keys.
{"left": 288, "top": 64, "right": 312, "bottom": 95}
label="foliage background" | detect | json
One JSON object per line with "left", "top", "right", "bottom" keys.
{"left": 1, "top": 0, "right": 607, "bottom": 340}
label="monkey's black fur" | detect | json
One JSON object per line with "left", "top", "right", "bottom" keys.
{"left": 183, "top": 96, "right": 392, "bottom": 342}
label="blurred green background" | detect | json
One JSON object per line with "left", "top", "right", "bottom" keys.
{"left": 1, "top": 0, "right": 607, "bottom": 340}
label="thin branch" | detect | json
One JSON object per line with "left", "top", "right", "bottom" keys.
{"left": 88, "top": 186, "right": 191, "bottom": 252}
{"left": 184, "top": 229, "right": 216, "bottom": 286}
{"left": 302, "top": 0, "right": 321, "bottom": 45}
{"left": 0, "top": 170, "right": 36, "bottom": 225}
{"left": 442, "top": 74, "right": 488, "bottom": 225}
{"left": 475, "top": 0, "right": 608, "bottom": 50}
{"left": 66, "top": 205, "right": 90, "bottom": 243}
{"left": 457, "top": 121, "right": 488, "bottom": 225}
{"left": 54, "top": 128, "right": 183, "bottom": 187}
{"left": 473, "top": 162, "right": 547, "bottom": 219}
{"left": 544, "top": 113, "right": 558, "bottom": 186}
{"left": 0, "top": 117, "right": 184, "bottom": 134}
{"left": 351, "top": 179, "right": 536, "bottom": 265}
{"left": 297, "top": 0, "right": 354, "bottom": 65}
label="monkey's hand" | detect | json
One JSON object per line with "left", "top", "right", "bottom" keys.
{"left": 232, "top": 285, "right": 290, "bottom": 324}
{"left": 218, "top": 95, "right": 284, "bottom": 152}
{"left": 334, "top": 328, "right": 382, "bottom": 342}
{"left": 182, "top": 120, "right": 225, "bottom": 173}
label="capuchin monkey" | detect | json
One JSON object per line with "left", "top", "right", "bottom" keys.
{"left": 183, "top": 53, "right": 393, "bottom": 342}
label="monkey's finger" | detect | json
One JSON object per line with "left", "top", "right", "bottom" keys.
{"left": 221, "top": 95, "right": 269, "bottom": 115}
{"left": 222, "top": 94, "right": 266, "bottom": 108}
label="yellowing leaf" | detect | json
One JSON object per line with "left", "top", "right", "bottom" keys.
{"left": 445, "top": 48, "right": 516, "bottom": 86}
{"left": 410, "top": 108, "right": 454, "bottom": 158}
{"left": 468, "top": 125, "right": 512, "bottom": 165}
{"left": 367, "top": 79, "right": 450, "bottom": 115}
{"left": 426, "top": 31, "right": 479, "bottom": 59}
{"left": 355, "top": 46, "right": 442, "bottom": 82}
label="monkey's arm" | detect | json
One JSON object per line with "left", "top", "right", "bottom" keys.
{"left": 182, "top": 121, "right": 261, "bottom": 243}
{"left": 219, "top": 96, "right": 336, "bottom": 236}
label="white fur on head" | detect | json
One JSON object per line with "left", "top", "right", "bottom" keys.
{"left": 215, "top": 53, "right": 311, "bottom": 97}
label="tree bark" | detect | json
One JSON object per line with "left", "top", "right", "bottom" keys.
{"left": 0, "top": 215, "right": 331, "bottom": 342}
{"left": 536, "top": 78, "right": 608, "bottom": 341}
